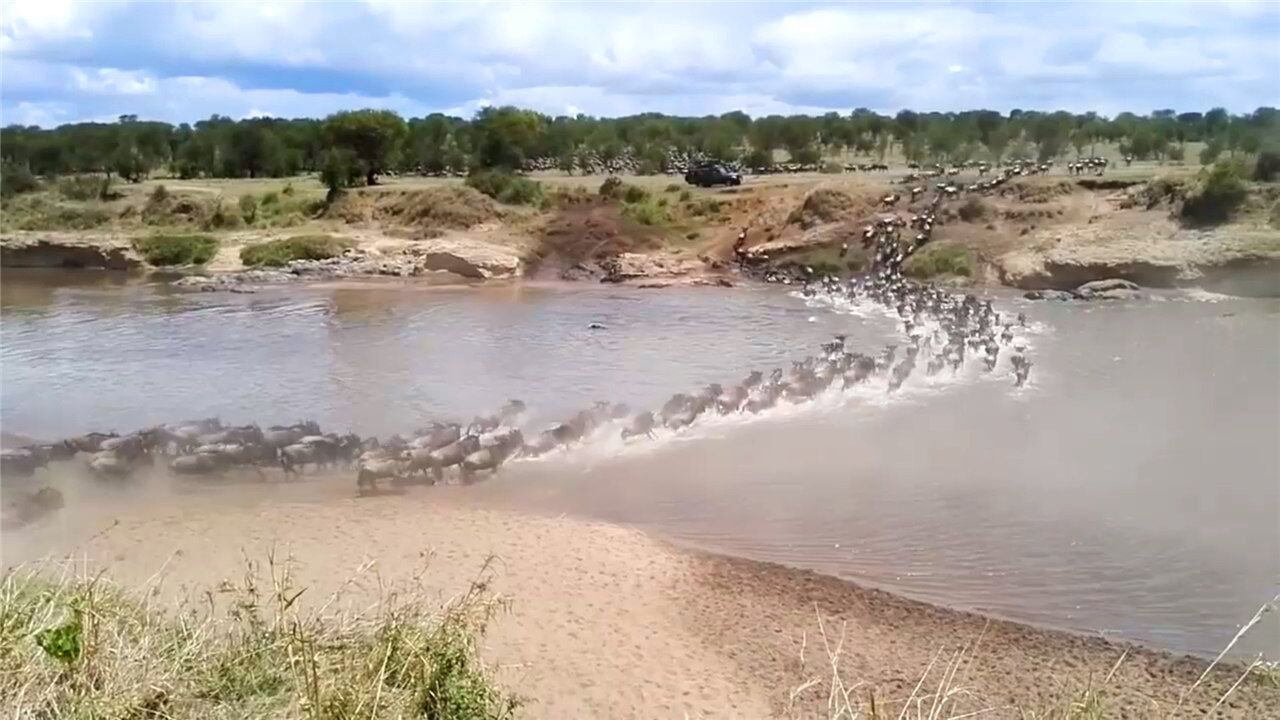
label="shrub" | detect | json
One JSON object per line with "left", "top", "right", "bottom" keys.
{"left": 57, "top": 175, "right": 114, "bottom": 201}
{"left": 622, "top": 184, "right": 648, "bottom": 204}
{"left": 1166, "top": 145, "right": 1186, "bottom": 163}
{"left": 656, "top": 197, "right": 668, "bottom": 207}
{"left": 281, "top": 181, "right": 295, "bottom": 196}
{"left": 240, "top": 234, "right": 353, "bottom": 267}
{"left": 598, "top": 176, "right": 624, "bottom": 198}
{"left": 665, "top": 183, "right": 682, "bottom": 193}
{"left": 203, "top": 200, "right": 242, "bottom": 230}
{"left": 134, "top": 234, "right": 219, "bottom": 266}
{"left": 678, "top": 189, "right": 692, "bottom": 202}
{"left": 1, "top": 162, "right": 40, "bottom": 198}
{"left": 238, "top": 194, "right": 258, "bottom": 224}
{"left": 260, "top": 190, "right": 279, "bottom": 206}
{"left": 1181, "top": 159, "right": 1249, "bottom": 226}
{"left": 1200, "top": 139, "right": 1224, "bottom": 166}
{"left": 905, "top": 243, "right": 973, "bottom": 278}
{"left": 148, "top": 184, "right": 169, "bottom": 204}
{"left": 622, "top": 198, "right": 669, "bottom": 227}
{"left": 465, "top": 171, "right": 544, "bottom": 206}
{"left": 1253, "top": 148, "right": 1280, "bottom": 182}
{"left": 790, "top": 145, "right": 821, "bottom": 165}
{"left": 957, "top": 196, "right": 989, "bottom": 222}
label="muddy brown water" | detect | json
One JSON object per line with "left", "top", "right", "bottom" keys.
{"left": 1, "top": 269, "right": 1277, "bottom": 660}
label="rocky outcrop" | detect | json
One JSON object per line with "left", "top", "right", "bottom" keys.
{"left": 1, "top": 234, "right": 142, "bottom": 270}
{"left": 413, "top": 237, "right": 523, "bottom": 279}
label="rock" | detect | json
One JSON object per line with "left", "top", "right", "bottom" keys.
{"left": 586, "top": 322, "right": 606, "bottom": 330}
{"left": 1074, "top": 278, "right": 1140, "bottom": 297}
{"left": 599, "top": 253, "right": 703, "bottom": 283}
{"left": 412, "top": 237, "right": 523, "bottom": 279}
{"left": 1085, "top": 288, "right": 1143, "bottom": 300}
{"left": 1, "top": 234, "right": 142, "bottom": 269}
{"left": 1023, "top": 289, "right": 1075, "bottom": 301}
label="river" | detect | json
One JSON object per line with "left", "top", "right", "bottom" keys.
{"left": 2, "top": 269, "right": 1277, "bottom": 660}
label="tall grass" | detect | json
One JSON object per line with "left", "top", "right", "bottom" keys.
{"left": 0, "top": 554, "right": 519, "bottom": 719}
{"left": 787, "top": 594, "right": 1280, "bottom": 720}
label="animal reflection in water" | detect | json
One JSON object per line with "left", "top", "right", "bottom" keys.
{"left": 2, "top": 200, "right": 1033, "bottom": 500}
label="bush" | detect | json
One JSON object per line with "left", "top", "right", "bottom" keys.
{"left": 790, "top": 145, "right": 822, "bottom": 166}
{"left": 957, "top": 196, "right": 989, "bottom": 222}
{"left": 598, "top": 176, "right": 623, "bottom": 198}
{"left": 905, "top": 243, "right": 973, "bottom": 278}
{"left": 1166, "top": 145, "right": 1186, "bottom": 163}
{"left": 622, "top": 184, "right": 649, "bottom": 204}
{"left": 203, "top": 200, "right": 242, "bottom": 230}
{"left": 240, "top": 235, "right": 353, "bottom": 267}
{"left": 5, "top": 200, "right": 113, "bottom": 231}
{"left": 148, "top": 184, "right": 169, "bottom": 205}
{"left": 1200, "top": 140, "right": 1224, "bottom": 166}
{"left": 134, "top": 234, "right": 219, "bottom": 266}
{"left": 319, "top": 147, "right": 360, "bottom": 198}
{"left": 665, "top": 183, "right": 682, "bottom": 193}
{"left": 238, "top": 194, "right": 258, "bottom": 224}
{"left": 1253, "top": 148, "right": 1280, "bottom": 182}
{"left": 1, "top": 162, "right": 40, "bottom": 198}
{"left": 261, "top": 190, "right": 279, "bottom": 206}
{"left": 57, "top": 175, "right": 114, "bottom": 201}
{"left": 622, "top": 199, "right": 669, "bottom": 226}
{"left": 1181, "top": 160, "right": 1249, "bottom": 226}
{"left": 281, "top": 182, "right": 295, "bottom": 196}
{"left": 464, "top": 171, "right": 544, "bottom": 206}
{"left": 678, "top": 189, "right": 692, "bottom": 202}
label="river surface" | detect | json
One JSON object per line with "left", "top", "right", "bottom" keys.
{"left": 2, "top": 270, "right": 1278, "bottom": 659}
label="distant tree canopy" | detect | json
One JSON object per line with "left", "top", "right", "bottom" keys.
{"left": 3, "top": 106, "right": 1277, "bottom": 184}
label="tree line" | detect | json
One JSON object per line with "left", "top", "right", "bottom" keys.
{"left": 3, "top": 106, "right": 1277, "bottom": 189}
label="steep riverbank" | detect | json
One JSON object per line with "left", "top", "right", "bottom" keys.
{"left": 4, "top": 171, "right": 1278, "bottom": 295}
{"left": 5, "top": 483, "right": 1276, "bottom": 719}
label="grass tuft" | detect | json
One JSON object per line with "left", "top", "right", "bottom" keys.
{"left": 0, "top": 555, "right": 519, "bottom": 719}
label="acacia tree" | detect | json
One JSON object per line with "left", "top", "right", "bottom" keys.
{"left": 321, "top": 109, "right": 407, "bottom": 185}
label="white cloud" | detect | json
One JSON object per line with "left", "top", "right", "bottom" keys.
{"left": 1, "top": 1, "right": 1276, "bottom": 125}
{"left": 72, "top": 67, "right": 156, "bottom": 95}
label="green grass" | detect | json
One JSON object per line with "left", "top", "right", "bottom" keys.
{"left": 0, "top": 195, "right": 114, "bottom": 231}
{"left": 0, "top": 556, "right": 518, "bottom": 719}
{"left": 905, "top": 243, "right": 974, "bottom": 279}
{"left": 464, "top": 171, "right": 544, "bottom": 206}
{"left": 240, "top": 234, "right": 354, "bottom": 267}
{"left": 133, "top": 234, "right": 219, "bottom": 266}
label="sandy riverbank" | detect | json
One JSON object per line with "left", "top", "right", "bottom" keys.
{"left": 3, "top": 479, "right": 1273, "bottom": 719}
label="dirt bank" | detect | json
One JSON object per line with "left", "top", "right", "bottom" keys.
{"left": 5, "top": 478, "right": 1274, "bottom": 719}
{"left": 4, "top": 172, "right": 1278, "bottom": 295}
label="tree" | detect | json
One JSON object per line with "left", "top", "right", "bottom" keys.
{"left": 319, "top": 147, "right": 359, "bottom": 199}
{"left": 321, "top": 109, "right": 407, "bottom": 185}
{"left": 985, "top": 125, "right": 1012, "bottom": 162}
{"left": 470, "top": 106, "right": 545, "bottom": 170}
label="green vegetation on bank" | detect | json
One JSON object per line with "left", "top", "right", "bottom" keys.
{"left": 134, "top": 234, "right": 219, "bottom": 266}
{"left": 464, "top": 171, "right": 545, "bottom": 206}
{"left": 0, "top": 560, "right": 518, "bottom": 719}
{"left": 905, "top": 243, "right": 974, "bottom": 279}
{"left": 240, "top": 235, "right": 353, "bottom": 267}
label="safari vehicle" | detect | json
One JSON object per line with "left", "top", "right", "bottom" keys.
{"left": 684, "top": 162, "right": 742, "bottom": 187}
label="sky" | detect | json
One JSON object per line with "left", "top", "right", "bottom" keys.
{"left": 2, "top": 0, "right": 1278, "bottom": 127}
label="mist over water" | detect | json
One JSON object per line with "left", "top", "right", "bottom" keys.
{"left": 2, "top": 271, "right": 1278, "bottom": 659}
